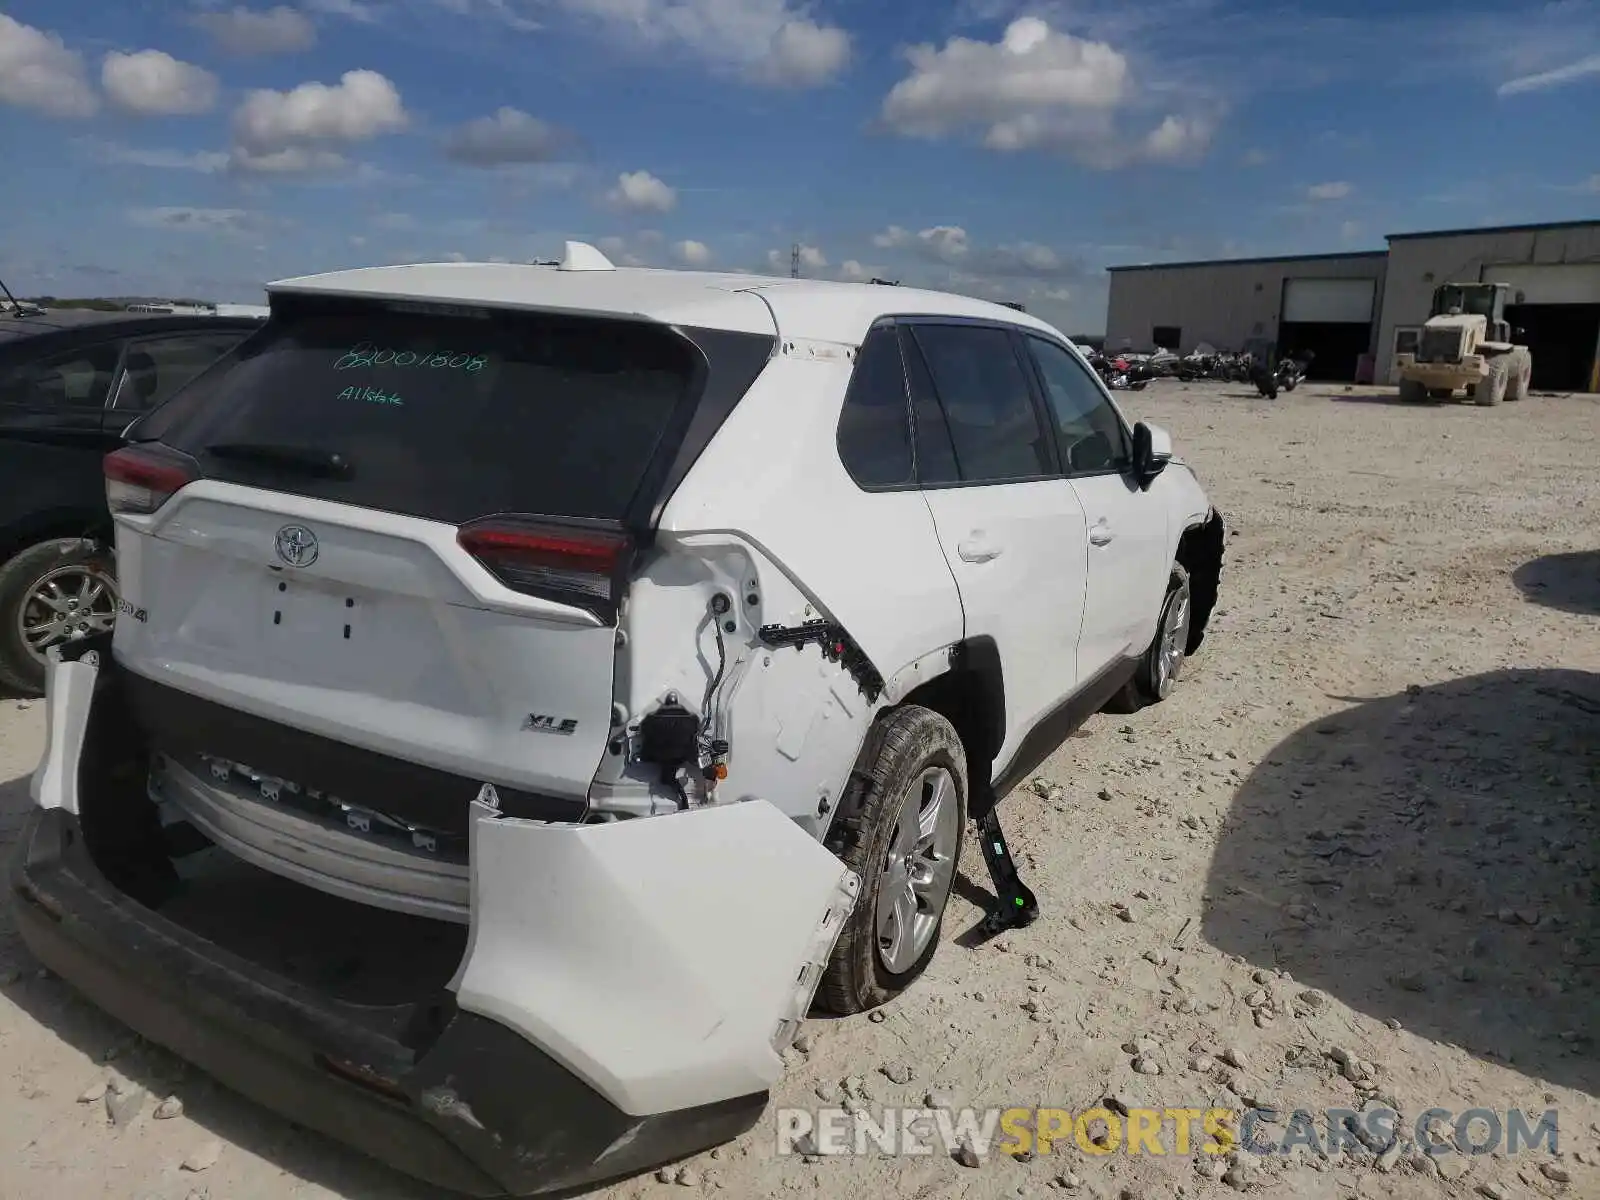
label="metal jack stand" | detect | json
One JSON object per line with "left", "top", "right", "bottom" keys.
{"left": 975, "top": 804, "right": 1039, "bottom": 937}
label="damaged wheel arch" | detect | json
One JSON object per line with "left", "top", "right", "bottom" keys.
{"left": 1176, "top": 509, "right": 1226, "bottom": 656}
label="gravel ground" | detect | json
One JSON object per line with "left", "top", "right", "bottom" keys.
{"left": 1, "top": 379, "right": 1596, "bottom": 1200}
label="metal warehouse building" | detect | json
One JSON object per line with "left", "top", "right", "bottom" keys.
{"left": 1104, "top": 219, "right": 1600, "bottom": 392}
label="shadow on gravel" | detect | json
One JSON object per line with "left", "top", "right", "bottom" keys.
{"left": 0, "top": 771, "right": 452, "bottom": 1200}
{"left": 1202, "top": 670, "right": 1599, "bottom": 1096}
{"left": 1327, "top": 390, "right": 1434, "bottom": 406}
{"left": 1513, "top": 551, "right": 1600, "bottom": 617}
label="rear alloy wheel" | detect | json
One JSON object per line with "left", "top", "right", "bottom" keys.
{"left": 816, "top": 705, "right": 966, "bottom": 1015}
{"left": 0, "top": 539, "right": 118, "bottom": 696}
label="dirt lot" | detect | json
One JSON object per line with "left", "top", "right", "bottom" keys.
{"left": 1, "top": 379, "right": 1597, "bottom": 1200}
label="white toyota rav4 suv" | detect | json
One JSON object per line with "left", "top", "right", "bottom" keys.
{"left": 14, "top": 243, "right": 1224, "bottom": 1196}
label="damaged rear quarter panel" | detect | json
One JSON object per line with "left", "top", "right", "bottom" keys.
{"left": 642, "top": 352, "right": 965, "bottom": 828}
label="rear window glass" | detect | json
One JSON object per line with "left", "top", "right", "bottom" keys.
{"left": 137, "top": 303, "right": 699, "bottom": 523}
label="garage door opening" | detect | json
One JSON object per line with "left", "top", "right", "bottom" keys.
{"left": 1277, "top": 320, "right": 1373, "bottom": 382}
{"left": 1277, "top": 277, "right": 1377, "bottom": 382}
{"left": 1505, "top": 303, "right": 1600, "bottom": 393}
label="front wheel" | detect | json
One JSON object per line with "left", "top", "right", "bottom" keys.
{"left": 1104, "top": 566, "right": 1192, "bottom": 713}
{"left": 0, "top": 538, "right": 119, "bottom": 696}
{"left": 816, "top": 705, "right": 967, "bottom": 1015}
{"left": 1477, "top": 355, "right": 1510, "bottom": 406}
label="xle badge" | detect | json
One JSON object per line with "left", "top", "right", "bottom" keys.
{"left": 523, "top": 713, "right": 579, "bottom": 736}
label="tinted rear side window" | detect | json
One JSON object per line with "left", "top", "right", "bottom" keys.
{"left": 139, "top": 304, "right": 701, "bottom": 524}
{"left": 836, "top": 326, "right": 913, "bottom": 488}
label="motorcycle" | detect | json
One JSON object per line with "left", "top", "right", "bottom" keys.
{"left": 1276, "top": 350, "right": 1312, "bottom": 392}
{"left": 1090, "top": 353, "right": 1152, "bottom": 391}
{"left": 1251, "top": 354, "right": 1309, "bottom": 399}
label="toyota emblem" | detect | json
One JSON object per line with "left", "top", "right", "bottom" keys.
{"left": 274, "top": 524, "right": 319, "bottom": 568}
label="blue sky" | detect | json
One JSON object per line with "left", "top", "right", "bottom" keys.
{"left": 0, "top": 0, "right": 1596, "bottom": 333}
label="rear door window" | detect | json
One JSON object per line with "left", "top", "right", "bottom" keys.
{"left": 0, "top": 341, "right": 124, "bottom": 409}
{"left": 907, "top": 324, "right": 1053, "bottom": 483}
{"left": 137, "top": 304, "right": 701, "bottom": 524}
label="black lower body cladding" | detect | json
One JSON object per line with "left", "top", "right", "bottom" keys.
{"left": 10, "top": 807, "right": 767, "bottom": 1196}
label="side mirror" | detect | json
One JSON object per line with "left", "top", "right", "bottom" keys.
{"left": 1131, "top": 421, "right": 1173, "bottom": 489}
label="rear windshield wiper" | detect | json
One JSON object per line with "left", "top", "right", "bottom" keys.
{"left": 205, "top": 441, "right": 352, "bottom": 478}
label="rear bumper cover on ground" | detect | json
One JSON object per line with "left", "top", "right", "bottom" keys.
{"left": 11, "top": 806, "right": 769, "bottom": 1197}
{"left": 12, "top": 639, "right": 862, "bottom": 1195}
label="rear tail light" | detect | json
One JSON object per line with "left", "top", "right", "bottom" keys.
{"left": 104, "top": 446, "right": 197, "bottom": 515}
{"left": 457, "top": 518, "right": 633, "bottom": 621}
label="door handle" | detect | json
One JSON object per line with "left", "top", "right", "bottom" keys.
{"left": 957, "top": 535, "right": 1002, "bottom": 563}
{"left": 1088, "top": 522, "right": 1114, "bottom": 547}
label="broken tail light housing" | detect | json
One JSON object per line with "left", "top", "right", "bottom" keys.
{"left": 456, "top": 517, "right": 633, "bottom": 623}
{"left": 104, "top": 445, "right": 198, "bottom": 515}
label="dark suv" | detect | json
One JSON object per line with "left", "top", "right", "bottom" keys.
{"left": 0, "top": 308, "right": 263, "bottom": 694}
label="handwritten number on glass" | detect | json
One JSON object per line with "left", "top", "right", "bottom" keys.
{"left": 334, "top": 342, "right": 487, "bottom": 373}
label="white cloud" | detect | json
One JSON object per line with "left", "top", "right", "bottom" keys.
{"left": 1497, "top": 52, "right": 1600, "bottom": 95}
{"left": 838, "top": 259, "right": 882, "bottom": 282}
{"left": 1306, "top": 181, "right": 1352, "bottom": 201}
{"left": 195, "top": 5, "right": 317, "bottom": 54}
{"left": 102, "top": 50, "right": 219, "bottom": 116}
{"left": 230, "top": 70, "right": 407, "bottom": 171}
{"left": 1339, "top": 220, "right": 1364, "bottom": 242}
{"left": 443, "top": 107, "right": 569, "bottom": 165}
{"left": 765, "top": 19, "right": 850, "bottom": 86}
{"left": 870, "top": 223, "right": 1088, "bottom": 283}
{"left": 1241, "top": 147, "right": 1270, "bottom": 166}
{"left": 0, "top": 14, "right": 98, "bottom": 118}
{"left": 879, "top": 16, "right": 1214, "bottom": 167}
{"left": 1138, "top": 113, "right": 1212, "bottom": 161}
{"left": 552, "top": 0, "right": 850, "bottom": 86}
{"left": 230, "top": 145, "right": 349, "bottom": 173}
{"left": 605, "top": 170, "right": 677, "bottom": 213}
{"left": 305, "top": 0, "right": 382, "bottom": 22}
{"left": 674, "top": 239, "right": 713, "bottom": 266}
{"left": 1585, "top": 174, "right": 1600, "bottom": 194}
{"left": 87, "top": 140, "right": 230, "bottom": 173}
{"left": 128, "top": 206, "right": 264, "bottom": 234}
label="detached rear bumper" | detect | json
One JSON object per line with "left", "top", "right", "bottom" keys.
{"left": 11, "top": 806, "right": 767, "bottom": 1196}
{"left": 12, "top": 640, "right": 861, "bottom": 1195}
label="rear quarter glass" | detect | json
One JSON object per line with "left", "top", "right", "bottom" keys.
{"left": 136, "top": 300, "right": 708, "bottom": 525}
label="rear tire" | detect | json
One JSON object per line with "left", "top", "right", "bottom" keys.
{"left": 1477, "top": 356, "right": 1510, "bottom": 406}
{"left": 0, "top": 538, "right": 119, "bottom": 697}
{"left": 816, "top": 705, "right": 967, "bottom": 1015}
{"left": 1398, "top": 378, "right": 1427, "bottom": 403}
